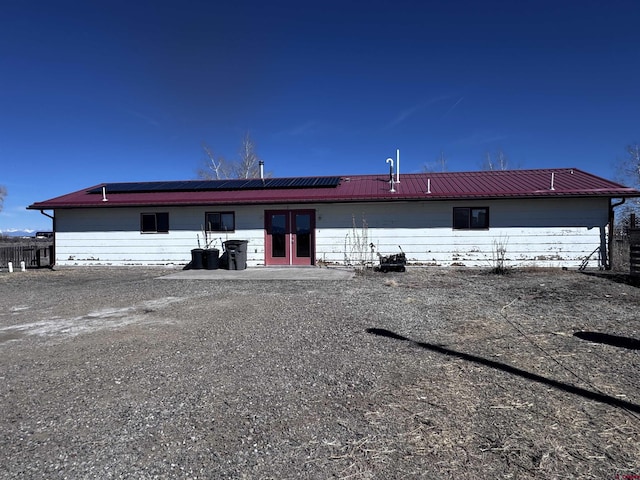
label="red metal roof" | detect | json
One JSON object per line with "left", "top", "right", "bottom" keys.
{"left": 28, "top": 168, "right": 640, "bottom": 210}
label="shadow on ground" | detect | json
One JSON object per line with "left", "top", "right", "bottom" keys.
{"left": 574, "top": 331, "right": 640, "bottom": 350}
{"left": 580, "top": 271, "right": 640, "bottom": 287}
{"left": 365, "top": 327, "right": 640, "bottom": 414}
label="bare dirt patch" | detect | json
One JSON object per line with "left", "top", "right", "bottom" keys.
{"left": 0, "top": 266, "right": 638, "bottom": 479}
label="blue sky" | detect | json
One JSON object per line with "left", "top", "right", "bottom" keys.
{"left": 1, "top": 0, "right": 639, "bottom": 231}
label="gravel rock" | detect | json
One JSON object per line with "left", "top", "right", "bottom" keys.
{"left": 1, "top": 267, "right": 639, "bottom": 479}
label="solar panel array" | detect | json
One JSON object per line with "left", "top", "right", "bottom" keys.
{"left": 88, "top": 176, "right": 342, "bottom": 194}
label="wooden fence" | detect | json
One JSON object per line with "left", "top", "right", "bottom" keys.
{"left": 0, "top": 244, "right": 54, "bottom": 269}
{"left": 629, "top": 229, "right": 640, "bottom": 276}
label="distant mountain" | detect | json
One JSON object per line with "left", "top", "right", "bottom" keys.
{"left": 0, "top": 229, "right": 36, "bottom": 237}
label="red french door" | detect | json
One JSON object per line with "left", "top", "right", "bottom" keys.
{"left": 265, "top": 210, "right": 315, "bottom": 266}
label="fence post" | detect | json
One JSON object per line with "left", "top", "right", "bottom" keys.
{"left": 629, "top": 229, "right": 640, "bottom": 276}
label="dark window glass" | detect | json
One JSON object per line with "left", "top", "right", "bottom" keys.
{"left": 470, "top": 208, "right": 487, "bottom": 229}
{"left": 453, "top": 207, "right": 489, "bottom": 229}
{"left": 205, "top": 212, "right": 235, "bottom": 232}
{"left": 141, "top": 213, "right": 169, "bottom": 233}
{"left": 295, "top": 213, "right": 311, "bottom": 257}
{"left": 156, "top": 213, "right": 169, "bottom": 232}
{"left": 453, "top": 208, "right": 470, "bottom": 229}
{"left": 271, "top": 213, "right": 286, "bottom": 257}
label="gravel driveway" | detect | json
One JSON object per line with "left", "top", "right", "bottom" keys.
{"left": 1, "top": 266, "right": 639, "bottom": 479}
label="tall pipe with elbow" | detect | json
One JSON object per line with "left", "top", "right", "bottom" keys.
{"left": 386, "top": 158, "right": 395, "bottom": 192}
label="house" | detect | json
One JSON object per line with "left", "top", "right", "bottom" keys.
{"left": 27, "top": 168, "right": 640, "bottom": 269}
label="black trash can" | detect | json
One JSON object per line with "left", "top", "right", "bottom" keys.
{"left": 191, "top": 248, "right": 205, "bottom": 269}
{"left": 224, "top": 240, "right": 248, "bottom": 270}
{"left": 204, "top": 248, "right": 219, "bottom": 270}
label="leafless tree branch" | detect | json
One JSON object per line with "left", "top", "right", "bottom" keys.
{"left": 482, "top": 149, "right": 509, "bottom": 171}
{"left": 197, "top": 132, "right": 268, "bottom": 180}
{"left": 422, "top": 151, "right": 448, "bottom": 173}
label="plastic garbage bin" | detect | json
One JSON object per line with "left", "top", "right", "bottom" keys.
{"left": 204, "top": 248, "right": 219, "bottom": 270}
{"left": 224, "top": 240, "right": 248, "bottom": 270}
{"left": 190, "top": 248, "right": 205, "bottom": 269}
{"left": 218, "top": 251, "right": 229, "bottom": 269}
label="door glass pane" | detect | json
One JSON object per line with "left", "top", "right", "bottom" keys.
{"left": 271, "top": 214, "right": 286, "bottom": 257}
{"left": 295, "top": 214, "right": 311, "bottom": 257}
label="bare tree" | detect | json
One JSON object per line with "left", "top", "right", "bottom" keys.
{"left": 422, "top": 151, "right": 448, "bottom": 173}
{"left": 614, "top": 143, "right": 640, "bottom": 230}
{"left": 617, "top": 144, "right": 640, "bottom": 184}
{"left": 482, "top": 149, "right": 509, "bottom": 171}
{"left": 197, "top": 132, "right": 267, "bottom": 180}
{"left": 233, "top": 132, "right": 262, "bottom": 179}
{"left": 197, "top": 143, "right": 230, "bottom": 180}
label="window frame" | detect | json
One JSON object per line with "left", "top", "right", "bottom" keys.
{"left": 140, "top": 212, "right": 169, "bottom": 234}
{"left": 452, "top": 207, "right": 490, "bottom": 230}
{"left": 205, "top": 211, "right": 236, "bottom": 233}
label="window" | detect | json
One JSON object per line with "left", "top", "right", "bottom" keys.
{"left": 141, "top": 212, "right": 169, "bottom": 233}
{"left": 453, "top": 207, "right": 489, "bottom": 230}
{"left": 205, "top": 212, "right": 235, "bottom": 232}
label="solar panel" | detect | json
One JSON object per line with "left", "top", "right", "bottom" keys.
{"left": 88, "top": 176, "right": 341, "bottom": 194}
{"left": 147, "top": 182, "right": 168, "bottom": 191}
{"left": 170, "top": 181, "right": 194, "bottom": 190}
{"left": 291, "top": 178, "right": 311, "bottom": 187}
{"left": 315, "top": 176, "right": 341, "bottom": 187}
{"left": 241, "top": 179, "right": 265, "bottom": 189}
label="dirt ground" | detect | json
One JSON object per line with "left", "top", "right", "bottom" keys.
{"left": 0, "top": 266, "right": 639, "bottom": 479}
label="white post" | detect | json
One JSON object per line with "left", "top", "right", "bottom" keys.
{"left": 8, "top": 262, "right": 13, "bottom": 273}
{"left": 20, "top": 261, "right": 26, "bottom": 272}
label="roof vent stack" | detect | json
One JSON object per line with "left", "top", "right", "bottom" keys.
{"left": 259, "top": 161, "right": 265, "bottom": 185}
{"left": 426, "top": 178, "right": 431, "bottom": 194}
{"left": 385, "top": 148, "right": 400, "bottom": 193}
{"left": 386, "top": 157, "right": 396, "bottom": 193}
{"left": 550, "top": 172, "right": 555, "bottom": 191}
{"left": 102, "top": 186, "right": 108, "bottom": 202}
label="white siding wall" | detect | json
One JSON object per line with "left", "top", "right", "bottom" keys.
{"left": 53, "top": 197, "right": 610, "bottom": 268}
{"left": 315, "top": 198, "right": 609, "bottom": 268}
{"left": 54, "top": 206, "right": 266, "bottom": 266}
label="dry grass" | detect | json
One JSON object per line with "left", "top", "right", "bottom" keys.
{"left": 0, "top": 266, "right": 639, "bottom": 478}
